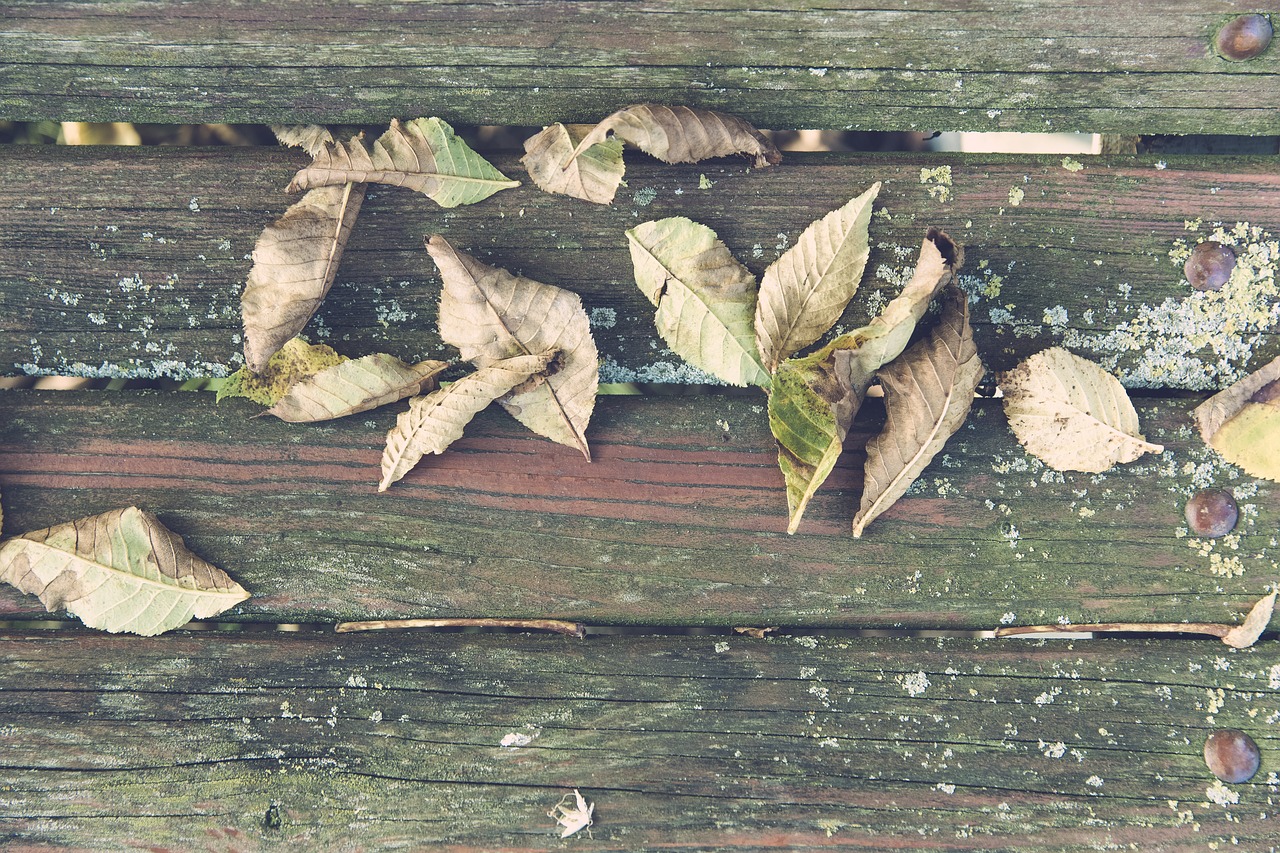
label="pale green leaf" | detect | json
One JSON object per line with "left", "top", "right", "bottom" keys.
{"left": 430, "top": 236, "right": 599, "bottom": 459}
{"left": 769, "top": 228, "right": 963, "bottom": 533}
{"left": 218, "top": 337, "right": 347, "bottom": 406}
{"left": 853, "top": 285, "right": 983, "bottom": 537}
{"left": 1194, "top": 355, "right": 1280, "bottom": 482}
{"left": 626, "top": 217, "right": 769, "bottom": 388}
{"left": 522, "top": 123, "right": 625, "bottom": 204}
{"left": 755, "top": 183, "right": 881, "bottom": 372}
{"left": 1000, "top": 347, "right": 1163, "bottom": 472}
{"left": 0, "top": 507, "right": 249, "bottom": 636}
{"left": 288, "top": 117, "right": 519, "bottom": 207}
{"left": 241, "top": 182, "right": 365, "bottom": 372}
{"left": 379, "top": 353, "right": 555, "bottom": 491}
{"left": 265, "top": 354, "right": 449, "bottom": 423}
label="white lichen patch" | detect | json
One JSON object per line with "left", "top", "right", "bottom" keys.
{"left": 1039, "top": 740, "right": 1067, "bottom": 759}
{"left": 1205, "top": 780, "right": 1240, "bottom": 806}
{"left": 920, "top": 166, "right": 953, "bottom": 203}
{"left": 898, "top": 670, "right": 931, "bottom": 696}
{"left": 597, "top": 355, "right": 726, "bottom": 385}
{"left": 1008, "top": 186, "right": 1025, "bottom": 207}
{"left": 1086, "top": 775, "right": 1104, "bottom": 788}
{"left": 588, "top": 307, "right": 617, "bottom": 329}
{"left": 1063, "top": 222, "right": 1280, "bottom": 389}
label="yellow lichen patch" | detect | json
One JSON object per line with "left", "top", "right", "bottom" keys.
{"left": 919, "top": 165, "right": 953, "bottom": 202}
{"left": 1008, "top": 186, "right": 1025, "bottom": 207}
{"left": 1061, "top": 157, "right": 1084, "bottom": 172}
{"left": 1064, "top": 222, "right": 1280, "bottom": 389}
{"left": 217, "top": 337, "right": 347, "bottom": 406}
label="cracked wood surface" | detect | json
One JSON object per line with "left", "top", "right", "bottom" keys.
{"left": 0, "top": 632, "right": 1276, "bottom": 851}
{"left": 2, "top": 146, "right": 1278, "bottom": 387}
{"left": 1, "top": 1, "right": 1278, "bottom": 134}
{"left": 0, "top": 390, "right": 1274, "bottom": 629}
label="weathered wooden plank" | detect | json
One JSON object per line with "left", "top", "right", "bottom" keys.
{"left": 0, "top": 390, "right": 1275, "bottom": 628}
{"left": 2, "top": 1, "right": 1278, "bottom": 134}
{"left": 3, "top": 146, "right": 1278, "bottom": 389}
{"left": 1, "top": 631, "right": 1276, "bottom": 851}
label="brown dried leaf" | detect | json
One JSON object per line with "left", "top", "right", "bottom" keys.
{"left": 755, "top": 184, "right": 881, "bottom": 373}
{"left": 271, "top": 124, "right": 335, "bottom": 158}
{"left": 1000, "top": 348, "right": 1163, "bottom": 473}
{"left": 288, "top": 118, "right": 518, "bottom": 207}
{"left": 265, "top": 354, "right": 449, "bottom": 423}
{"left": 0, "top": 506, "right": 249, "bottom": 635}
{"left": 769, "top": 229, "right": 963, "bottom": 533}
{"left": 563, "top": 104, "right": 781, "bottom": 171}
{"left": 241, "top": 182, "right": 365, "bottom": 373}
{"left": 853, "top": 285, "right": 983, "bottom": 537}
{"left": 430, "top": 236, "right": 599, "bottom": 459}
{"left": 379, "top": 353, "right": 556, "bottom": 491}
{"left": 521, "top": 123, "right": 626, "bottom": 204}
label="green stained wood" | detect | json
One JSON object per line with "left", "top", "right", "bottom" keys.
{"left": 2, "top": 146, "right": 1278, "bottom": 389}
{"left": 0, "top": 631, "right": 1276, "bottom": 849}
{"left": 0, "top": 2, "right": 1278, "bottom": 134}
{"left": 0, "top": 390, "right": 1274, "bottom": 629}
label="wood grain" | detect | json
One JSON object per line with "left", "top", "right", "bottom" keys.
{"left": 1, "top": 631, "right": 1275, "bottom": 850}
{"left": 0, "top": 390, "right": 1274, "bottom": 629}
{"left": 3, "top": 146, "right": 1278, "bottom": 388}
{"left": 1, "top": 1, "right": 1278, "bottom": 134}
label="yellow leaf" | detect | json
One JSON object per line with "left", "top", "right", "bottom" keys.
{"left": 522, "top": 123, "right": 625, "bottom": 204}
{"left": 219, "top": 338, "right": 346, "bottom": 406}
{"left": 1194, "top": 355, "right": 1280, "bottom": 482}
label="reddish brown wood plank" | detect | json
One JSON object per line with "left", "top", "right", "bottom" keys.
{"left": 0, "top": 390, "right": 1275, "bottom": 629}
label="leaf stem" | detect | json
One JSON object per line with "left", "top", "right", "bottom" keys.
{"left": 334, "top": 617, "right": 587, "bottom": 638}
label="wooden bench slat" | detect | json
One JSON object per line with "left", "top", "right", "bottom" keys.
{"left": 3, "top": 146, "right": 1278, "bottom": 388}
{"left": 1, "top": 631, "right": 1275, "bottom": 849}
{"left": 2, "top": 2, "right": 1278, "bottom": 134}
{"left": 0, "top": 390, "right": 1273, "bottom": 628}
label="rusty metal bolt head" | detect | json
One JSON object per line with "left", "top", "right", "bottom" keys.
{"left": 1216, "top": 14, "right": 1273, "bottom": 61}
{"left": 1204, "top": 729, "right": 1261, "bottom": 783}
{"left": 1184, "top": 241, "right": 1236, "bottom": 291}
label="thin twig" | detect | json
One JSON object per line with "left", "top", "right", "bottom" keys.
{"left": 995, "top": 622, "right": 1230, "bottom": 640}
{"left": 335, "top": 617, "right": 587, "bottom": 638}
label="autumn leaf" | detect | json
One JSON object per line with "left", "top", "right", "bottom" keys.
{"left": 429, "top": 236, "right": 599, "bottom": 459}
{"left": 271, "top": 124, "right": 335, "bottom": 158}
{"left": 219, "top": 338, "right": 347, "bottom": 406}
{"left": 522, "top": 123, "right": 625, "bottom": 204}
{"left": 755, "top": 183, "right": 881, "bottom": 373}
{"left": 241, "top": 182, "right": 365, "bottom": 373}
{"left": 264, "top": 354, "right": 449, "bottom": 423}
{"left": 626, "top": 217, "right": 770, "bottom": 388}
{"left": 288, "top": 117, "right": 519, "bottom": 207}
{"left": 1000, "top": 347, "right": 1163, "bottom": 472}
{"left": 562, "top": 104, "right": 781, "bottom": 171}
{"left": 1193, "top": 355, "right": 1280, "bottom": 481}
{"left": 379, "top": 353, "right": 556, "bottom": 491}
{"left": 0, "top": 506, "right": 249, "bottom": 636}
{"left": 769, "top": 228, "right": 963, "bottom": 533}
{"left": 853, "top": 285, "right": 983, "bottom": 537}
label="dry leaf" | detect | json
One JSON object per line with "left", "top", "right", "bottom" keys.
{"left": 1223, "top": 590, "right": 1277, "bottom": 648}
{"left": 1000, "top": 347, "right": 1163, "bottom": 473}
{"left": 548, "top": 789, "right": 595, "bottom": 839}
{"left": 626, "top": 217, "right": 769, "bottom": 387}
{"left": 853, "top": 285, "right": 983, "bottom": 537}
{"left": 769, "top": 229, "right": 963, "bottom": 533}
{"left": 271, "top": 124, "right": 335, "bottom": 158}
{"left": 754, "top": 183, "right": 881, "bottom": 372}
{"left": 265, "top": 354, "right": 449, "bottom": 423}
{"left": 219, "top": 338, "right": 347, "bottom": 406}
{"left": 0, "top": 506, "right": 249, "bottom": 636}
{"left": 430, "top": 236, "right": 599, "bottom": 459}
{"left": 288, "top": 117, "right": 519, "bottom": 207}
{"left": 563, "top": 104, "right": 781, "bottom": 171}
{"left": 241, "top": 182, "right": 365, "bottom": 373}
{"left": 1194, "top": 356, "right": 1280, "bottom": 482}
{"left": 521, "top": 123, "right": 626, "bottom": 204}
{"left": 379, "top": 353, "right": 556, "bottom": 491}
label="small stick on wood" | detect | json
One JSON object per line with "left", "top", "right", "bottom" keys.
{"left": 994, "top": 591, "right": 1276, "bottom": 649}
{"left": 335, "top": 617, "right": 587, "bottom": 638}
